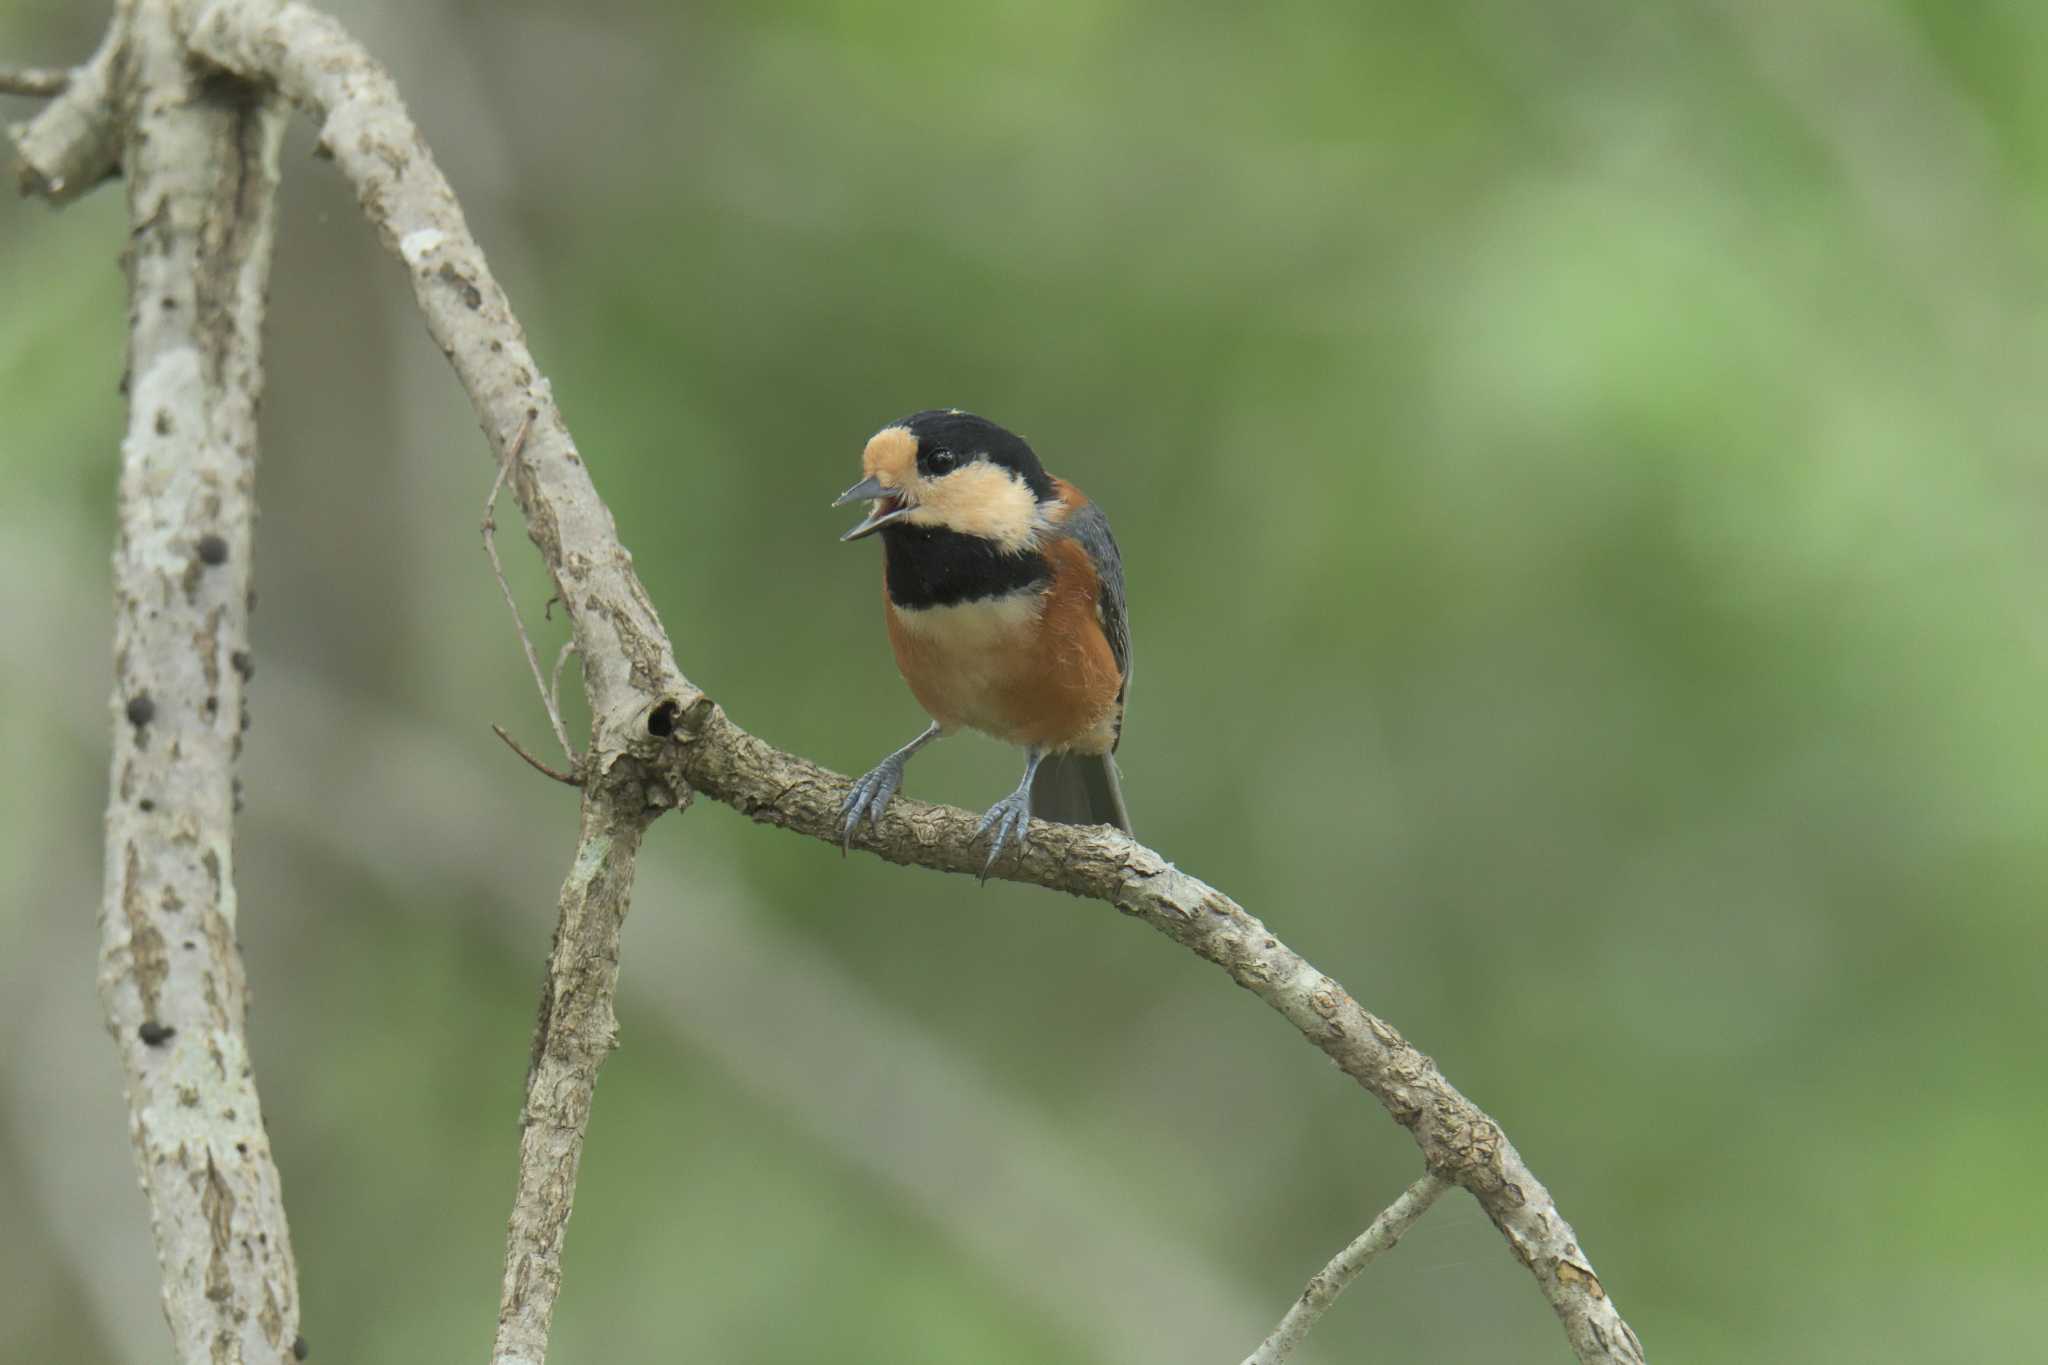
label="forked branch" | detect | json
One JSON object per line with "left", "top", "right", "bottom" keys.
{"left": 0, "top": 2, "right": 1648, "bottom": 1362}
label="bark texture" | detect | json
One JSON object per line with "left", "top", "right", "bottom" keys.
{"left": 7, "top": 26, "right": 121, "bottom": 198}
{"left": 70, "top": 1, "right": 302, "bottom": 1361}
{"left": 188, "top": 6, "right": 699, "bottom": 1355}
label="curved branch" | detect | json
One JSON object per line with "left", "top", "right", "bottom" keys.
{"left": 668, "top": 703, "right": 1643, "bottom": 1363}
{"left": 189, "top": 3, "right": 1646, "bottom": 1361}
{"left": 191, "top": 8, "right": 694, "bottom": 1357}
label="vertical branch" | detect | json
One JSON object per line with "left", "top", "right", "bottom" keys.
{"left": 492, "top": 788, "right": 655, "bottom": 1363}
{"left": 187, "top": 11, "right": 704, "bottom": 1363}
{"left": 92, "top": 1, "right": 302, "bottom": 1362}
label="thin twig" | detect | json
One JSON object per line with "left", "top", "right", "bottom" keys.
{"left": 492, "top": 723, "right": 582, "bottom": 786}
{"left": 0, "top": 66, "right": 71, "bottom": 97}
{"left": 549, "top": 638, "right": 577, "bottom": 724}
{"left": 482, "top": 409, "right": 575, "bottom": 764}
{"left": 1244, "top": 1174, "right": 1452, "bottom": 1365}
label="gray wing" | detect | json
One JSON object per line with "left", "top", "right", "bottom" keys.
{"left": 1061, "top": 500, "right": 1131, "bottom": 740}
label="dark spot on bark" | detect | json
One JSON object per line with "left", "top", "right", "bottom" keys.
{"left": 193, "top": 66, "right": 263, "bottom": 112}
{"left": 490, "top": 339, "right": 503, "bottom": 352}
{"left": 437, "top": 261, "right": 482, "bottom": 309}
{"left": 126, "top": 694, "right": 155, "bottom": 727}
{"left": 161, "top": 295, "right": 177, "bottom": 310}
{"left": 233, "top": 777, "right": 245, "bottom": 813}
{"left": 312, "top": 136, "right": 334, "bottom": 160}
{"left": 293, "top": 1334, "right": 309, "bottom": 1360}
{"left": 231, "top": 650, "right": 254, "bottom": 679}
{"left": 139, "top": 798, "right": 155, "bottom": 812}
{"left": 197, "top": 533, "right": 229, "bottom": 565}
{"left": 236, "top": 1141, "right": 248, "bottom": 1155}
{"left": 156, "top": 410, "right": 173, "bottom": 435}
{"left": 139, "top": 1020, "right": 175, "bottom": 1046}
{"left": 647, "top": 700, "right": 680, "bottom": 738}
{"left": 204, "top": 695, "right": 219, "bottom": 718}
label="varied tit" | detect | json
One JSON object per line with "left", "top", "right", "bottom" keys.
{"left": 834, "top": 409, "right": 1132, "bottom": 877}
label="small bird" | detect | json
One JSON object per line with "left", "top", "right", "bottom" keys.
{"left": 834, "top": 409, "right": 1132, "bottom": 876}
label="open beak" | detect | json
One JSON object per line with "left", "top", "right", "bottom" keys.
{"left": 833, "top": 475, "right": 913, "bottom": 542}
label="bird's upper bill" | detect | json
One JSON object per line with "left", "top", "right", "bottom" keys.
{"left": 834, "top": 474, "right": 911, "bottom": 541}
{"left": 834, "top": 424, "right": 921, "bottom": 541}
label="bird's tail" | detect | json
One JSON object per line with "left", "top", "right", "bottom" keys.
{"left": 1030, "top": 752, "right": 1133, "bottom": 835}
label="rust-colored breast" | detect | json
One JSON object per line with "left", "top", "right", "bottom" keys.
{"left": 882, "top": 539, "right": 1123, "bottom": 754}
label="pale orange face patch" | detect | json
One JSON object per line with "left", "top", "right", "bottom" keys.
{"left": 861, "top": 426, "right": 917, "bottom": 488}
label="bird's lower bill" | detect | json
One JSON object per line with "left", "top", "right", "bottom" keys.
{"left": 840, "top": 494, "right": 911, "bottom": 541}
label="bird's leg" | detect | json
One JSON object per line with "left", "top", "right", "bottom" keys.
{"left": 974, "top": 747, "right": 1045, "bottom": 882}
{"left": 840, "top": 722, "right": 944, "bottom": 851}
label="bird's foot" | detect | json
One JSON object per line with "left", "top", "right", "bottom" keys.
{"left": 974, "top": 788, "right": 1034, "bottom": 882}
{"left": 840, "top": 754, "right": 910, "bottom": 851}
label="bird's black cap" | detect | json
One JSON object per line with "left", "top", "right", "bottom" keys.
{"left": 897, "top": 410, "right": 1055, "bottom": 502}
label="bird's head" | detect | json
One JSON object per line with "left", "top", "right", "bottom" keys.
{"left": 834, "top": 410, "right": 1056, "bottom": 552}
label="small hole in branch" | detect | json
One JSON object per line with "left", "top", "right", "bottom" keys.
{"left": 647, "top": 700, "right": 680, "bottom": 738}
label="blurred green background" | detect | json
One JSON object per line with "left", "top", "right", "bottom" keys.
{"left": 5, "top": 0, "right": 2046, "bottom": 1360}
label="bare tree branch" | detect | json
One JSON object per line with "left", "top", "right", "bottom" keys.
{"left": 666, "top": 718, "right": 1644, "bottom": 1365}
{"left": 175, "top": 3, "right": 1645, "bottom": 1361}
{"left": 40, "top": 0, "right": 305, "bottom": 1360}
{"left": 8, "top": 21, "right": 121, "bottom": 201}
{"left": 1244, "top": 1174, "right": 1451, "bottom": 1365}
{"left": 0, "top": 65, "right": 72, "bottom": 96}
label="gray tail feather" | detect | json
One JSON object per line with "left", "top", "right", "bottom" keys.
{"left": 1030, "top": 752, "right": 1133, "bottom": 835}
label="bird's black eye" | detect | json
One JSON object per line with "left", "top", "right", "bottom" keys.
{"left": 921, "top": 447, "right": 959, "bottom": 476}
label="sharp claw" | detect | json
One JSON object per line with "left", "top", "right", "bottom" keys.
{"left": 974, "top": 793, "right": 1034, "bottom": 883}
{"left": 841, "top": 757, "right": 907, "bottom": 855}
